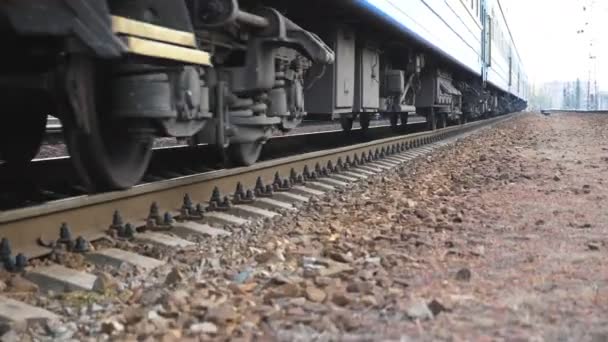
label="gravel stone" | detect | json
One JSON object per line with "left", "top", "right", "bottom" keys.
{"left": 406, "top": 300, "right": 434, "bottom": 320}
{"left": 305, "top": 286, "right": 327, "bottom": 303}
{"left": 455, "top": 268, "right": 472, "bottom": 281}
{"left": 189, "top": 322, "right": 218, "bottom": 334}
{"left": 18, "top": 112, "right": 608, "bottom": 341}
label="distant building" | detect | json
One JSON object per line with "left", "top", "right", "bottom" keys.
{"left": 528, "top": 79, "right": 602, "bottom": 110}
{"left": 599, "top": 91, "right": 608, "bottom": 110}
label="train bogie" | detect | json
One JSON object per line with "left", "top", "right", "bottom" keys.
{"left": 416, "top": 69, "right": 463, "bottom": 129}
{"left": 0, "top": 0, "right": 334, "bottom": 190}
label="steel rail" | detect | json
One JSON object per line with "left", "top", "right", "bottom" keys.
{"left": 12, "top": 120, "right": 426, "bottom": 203}
{"left": 1, "top": 114, "right": 514, "bottom": 259}
{"left": 542, "top": 110, "right": 608, "bottom": 114}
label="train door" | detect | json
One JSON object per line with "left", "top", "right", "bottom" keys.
{"left": 335, "top": 27, "right": 356, "bottom": 110}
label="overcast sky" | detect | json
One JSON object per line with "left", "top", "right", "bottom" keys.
{"left": 504, "top": 0, "right": 608, "bottom": 88}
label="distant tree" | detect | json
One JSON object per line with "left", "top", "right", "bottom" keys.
{"left": 528, "top": 84, "right": 552, "bottom": 110}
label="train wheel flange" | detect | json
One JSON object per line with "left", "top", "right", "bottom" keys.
{"left": 63, "top": 57, "right": 153, "bottom": 191}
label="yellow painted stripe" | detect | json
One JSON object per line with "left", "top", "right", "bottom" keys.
{"left": 123, "top": 37, "right": 211, "bottom": 66}
{"left": 111, "top": 15, "right": 196, "bottom": 48}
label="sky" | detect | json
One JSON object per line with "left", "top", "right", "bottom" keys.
{"left": 503, "top": 0, "right": 608, "bottom": 88}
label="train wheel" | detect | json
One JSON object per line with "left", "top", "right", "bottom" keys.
{"left": 0, "top": 97, "right": 47, "bottom": 169}
{"left": 228, "top": 142, "right": 263, "bottom": 166}
{"left": 460, "top": 113, "right": 469, "bottom": 125}
{"left": 63, "top": 57, "right": 153, "bottom": 191}
{"left": 359, "top": 113, "right": 371, "bottom": 131}
{"left": 340, "top": 116, "right": 354, "bottom": 132}
{"left": 389, "top": 113, "right": 398, "bottom": 128}
{"left": 427, "top": 112, "right": 437, "bottom": 130}
{"left": 400, "top": 113, "right": 409, "bottom": 126}
{"left": 438, "top": 113, "right": 447, "bottom": 128}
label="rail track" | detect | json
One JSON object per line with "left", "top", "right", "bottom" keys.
{"left": 0, "top": 113, "right": 516, "bottom": 329}
{"left": 541, "top": 110, "right": 608, "bottom": 115}
{"left": 41, "top": 116, "right": 427, "bottom": 145}
{"left": 3, "top": 120, "right": 427, "bottom": 210}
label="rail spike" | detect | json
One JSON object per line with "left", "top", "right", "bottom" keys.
{"left": 327, "top": 160, "right": 334, "bottom": 173}
{"left": 73, "top": 236, "right": 90, "bottom": 253}
{"left": 164, "top": 212, "right": 175, "bottom": 226}
{"left": 149, "top": 202, "right": 161, "bottom": 222}
{"left": 303, "top": 165, "right": 312, "bottom": 180}
{"left": 273, "top": 172, "right": 290, "bottom": 191}
{"left": 255, "top": 176, "right": 273, "bottom": 197}
{"left": 118, "top": 223, "right": 136, "bottom": 239}
{"left": 208, "top": 187, "right": 231, "bottom": 211}
{"left": 14, "top": 253, "right": 27, "bottom": 271}
{"left": 0, "top": 238, "right": 11, "bottom": 262}
{"left": 336, "top": 157, "right": 344, "bottom": 170}
{"left": 234, "top": 182, "right": 253, "bottom": 204}
{"left": 58, "top": 222, "right": 73, "bottom": 245}
{"left": 182, "top": 194, "right": 194, "bottom": 212}
{"left": 110, "top": 210, "right": 124, "bottom": 230}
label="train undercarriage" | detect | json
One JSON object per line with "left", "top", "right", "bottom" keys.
{"left": 0, "top": 0, "right": 526, "bottom": 191}
{"left": 0, "top": 0, "right": 333, "bottom": 190}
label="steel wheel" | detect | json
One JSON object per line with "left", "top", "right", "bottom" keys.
{"left": 63, "top": 57, "right": 153, "bottom": 191}
{"left": 340, "top": 116, "right": 354, "bottom": 132}
{"left": 0, "top": 94, "right": 47, "bottom": 169}
{"left": 359, "top": 113, "right": 371, "bottom": 131}
{"left": 389, "top": 113, "right": 399, "bottom": 130}
{"left": 438, "top": 113, "right": 447, "bottom": 128}
{"left": 460, "top": 113, "right": 469, "bottom": 124}
{"left": 228, "top": 142, "right": 263, "bottom": 166}
{"left": 400, "top": 113, "right": 409, "bottom": 126}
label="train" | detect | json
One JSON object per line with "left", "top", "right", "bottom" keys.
{"left": 0, "top": 0, "right": 527, "bottom": 191}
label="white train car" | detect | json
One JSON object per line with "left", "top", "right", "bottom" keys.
{"left": 353, "top": 0, "right": 527, "bottom": 123}
{"left": 485, "top": 0, "right": 528, "bottom": 102}
{"left": 358, "top": 0, "right": 484, "bottom": 77}
{"left": 0, "top": 0, "right": 528, "bottom": 190}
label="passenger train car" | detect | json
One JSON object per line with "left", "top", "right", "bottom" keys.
{"left": 0, "top": 0, "right": 527, "bottom": 191}
{"left": 296, "top": 0, "right": 528, "bottom": 129}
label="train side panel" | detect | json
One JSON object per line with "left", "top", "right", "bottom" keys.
{"left": 486, "top": 0, "right": 527, "bottom": 103}
{"left": 358, "top": 0, "right": 483, "bottom": 76}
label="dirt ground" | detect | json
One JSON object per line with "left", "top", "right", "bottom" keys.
{"left": 240, "top": 111, "right": 608, "bottom": 341}
{"left": 5, "top": 112, "right": 608, "bottom": 341}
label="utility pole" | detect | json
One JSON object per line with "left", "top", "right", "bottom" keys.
{"left": 578, "top": 0, "right": 601, "bottom": 111}
{"left": 588, "top": 55, "right": 597, "bottom": 110}
{"left": 587, "top": 68, "right": 591, "bottom": 110}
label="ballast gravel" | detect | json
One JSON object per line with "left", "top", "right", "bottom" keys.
{"left": 2, "top": 112, "right": 607, "bottom": 341}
